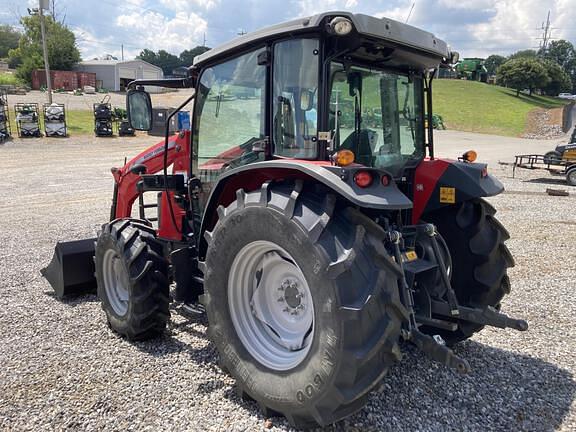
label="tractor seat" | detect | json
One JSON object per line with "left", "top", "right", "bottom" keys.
{"left": 340, "top": 129, "right": 378, "bottom": 166}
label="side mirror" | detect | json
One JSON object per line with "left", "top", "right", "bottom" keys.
{"left": 450, "top": 51, "right": 460, "bottom": 65}
{"left": 126, "top": 88, "right": 153, "bottom": 131}
{"left": 300, "top": 89, "right": 315, "bottom": 111}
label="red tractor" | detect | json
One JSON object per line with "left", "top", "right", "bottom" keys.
{"left": 43, "top": 12, "right": 527, "bottom": 428}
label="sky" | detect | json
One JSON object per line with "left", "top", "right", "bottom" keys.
{"left": 1, "top": 0, "right": 574, "bottom": 61}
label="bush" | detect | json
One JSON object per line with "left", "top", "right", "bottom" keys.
{"left": 0, "top": 72, "right": 23, "bottom": 86}
{"left": 432, "top": 114, "right": 446, "bottom": 130}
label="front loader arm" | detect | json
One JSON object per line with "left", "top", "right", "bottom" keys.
{"left": 111, "top": 130, "right": 191, "bottom": 219}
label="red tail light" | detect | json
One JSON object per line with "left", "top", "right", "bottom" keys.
{"left": 354, "top": 171, "right": 373, "bottom": 188}
{"left": 381, "top": 174, "right": 391, "bottom": 186}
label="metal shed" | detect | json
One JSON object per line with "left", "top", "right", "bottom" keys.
{"left": 76, "top": 59, "right": 164, "bottom": 92}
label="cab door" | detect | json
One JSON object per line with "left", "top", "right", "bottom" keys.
{"left": 193, "top": 47, "right": 268, "bottom": 204}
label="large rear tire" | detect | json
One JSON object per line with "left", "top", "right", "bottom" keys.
{"left": 95, "top": 218, "right": 170, "bottom": 340}
{"left": 201, "top": 182, "right": 404, "bottom": 428}
{"left": 423, "top": 198, "right": 514, "bottom": 345}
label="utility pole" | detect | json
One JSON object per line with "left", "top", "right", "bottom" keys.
{"left": 538, "top": 10, "right": 552, "bottom": 54}
{"left": 39, "top": 0, "right": 52, "bottom": 104}
{"left": 202, "top": 32, "right": 206, "bottom": 47}
{"left": 121, "top": 44, "right": 124, "bottom": 61}
{"left": 405, "top": 2, "right": 415, "bottom": 24}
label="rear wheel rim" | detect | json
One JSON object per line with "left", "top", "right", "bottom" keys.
{"left": 568, "top": 170, "right": 576, "bottom": 185}
{"left": 228, "top": 240, "right": 314, "bottom": 371}
{"left": 102, "top": 249, "right": 130, "bottom": 316}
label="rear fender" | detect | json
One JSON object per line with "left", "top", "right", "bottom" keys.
{"left": 199, "top": 160, "right": 412, "bottom": 256}
{"left": 412, "top": 158, "right": 503, "bottom": 223}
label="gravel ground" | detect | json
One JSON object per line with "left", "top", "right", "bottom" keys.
{"left": 0, "top": 134, "right": 575, "bottom": 431}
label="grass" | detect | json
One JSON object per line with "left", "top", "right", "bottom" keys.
{"left": 0, "top": 72, "right": 24, "bottom": 86}
{"left": 433, "top": 79, "right": 571, "bottom": 137}
{"left": 65, "top": 110, "right": 95, "bottom": 134}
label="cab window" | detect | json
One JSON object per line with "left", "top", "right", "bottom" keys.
{"left": 272, "top": 39, "right": 319, "bottom": 159}
{"left": 196, "top": 48, "right": 266, "bottom": 185}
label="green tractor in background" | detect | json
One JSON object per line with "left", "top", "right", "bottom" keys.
{"left": 456, "top": 58, "right": 488, "bottom": 83}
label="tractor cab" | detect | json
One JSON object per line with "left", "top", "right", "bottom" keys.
{"left": 127, "top": 12, "right": 455, "bottom": 197}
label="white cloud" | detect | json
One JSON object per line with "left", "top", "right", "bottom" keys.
{"left": 160, "top": 0, "right": 220, "bottom": 11}
{"left": 24, "top": 0, "right": 574, "bottom": 61}
{"left": 115, "top": 11, "right": 207, "bottom": 53}
{"left": 461, "top": 0, "right": 564, "bottom": 56}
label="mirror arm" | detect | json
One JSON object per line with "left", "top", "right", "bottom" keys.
{"left": 127, "top": 77, "right": 194, "bottom": 90}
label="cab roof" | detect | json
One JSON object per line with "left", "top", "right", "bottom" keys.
{"left": 193, "top": 11, "right": 451, "bottom": 68}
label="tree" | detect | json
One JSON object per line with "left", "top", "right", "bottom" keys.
{"left": 137, "top": 49, "right": 180, "bottom": 75}
{"left": 0, "top": 25, "right": 20, "bottom": 59}
{"left": 497, "top": 58, "right": 548, "bottom": 96}
{"left": 484, "top": 55, "right": 506, "bottom": 76}
{"left": 138, "top": 46, "right": 212, "bottom": 75}
{"left": 8, "top": 14, "right": 80, "bottom": 84}
{"left": 541, "top": 60, "right": 572, "bottom": 96}
{"left": 542, "top": 40, "right": 575, "bottom": 69}
{"left": 137, "top": 48, "right": 157, "bottom": 65}
{"left": 507, "top": 49, "right": 537, "bottom": 61}
{"left": 179, "top": 46, "right": 210, "bottom": 67}
{"left": 542, "top": 40, "right": 576, "bottom": 93}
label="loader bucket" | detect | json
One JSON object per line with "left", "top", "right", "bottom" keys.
{"left": 41, "top": 238, "right": 98, "bottom": 299}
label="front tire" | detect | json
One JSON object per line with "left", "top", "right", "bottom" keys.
{"left": 95, "top": 218, "right": 170, "bottom": 340}
{"left": 567, "top": 166, "right": 576, "bottom": 186}
{"left": 201, "top": 182, "right": 404, "bottom": 428}
{"left": 423, "top": 198, "right": 514, "bottom": 345}
{"left": 544, "top": 150, "right": 562, "bottom": 165}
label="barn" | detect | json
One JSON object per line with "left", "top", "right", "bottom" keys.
{"left": 76, "top": 59, "right": 163, "bottom": 92}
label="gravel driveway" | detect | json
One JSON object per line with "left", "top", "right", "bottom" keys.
{"left": 0, "top": 134, "right": 575, "bottom": 431}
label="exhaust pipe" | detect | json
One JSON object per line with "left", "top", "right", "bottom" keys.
{"left": 41, "top": 238, "right": 97, "bottom": 299}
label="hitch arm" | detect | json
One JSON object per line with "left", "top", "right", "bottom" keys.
{"left": 386, "top": 229, "right": 471, "bottom": 374}
{"left": 410, "top": 331, "right": 470, "bottom": 374}
{"left": 431, "top": 300, "right": 529, "bottom": 331}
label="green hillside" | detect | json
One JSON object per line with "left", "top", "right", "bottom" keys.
{"left": 433, "top": 80, "right": 570, "bottom": 137}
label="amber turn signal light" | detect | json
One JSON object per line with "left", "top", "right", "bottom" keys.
{"left": 335, "top": 149, "right": 355, "bottom": 167}
{"left": 462, "top": 150, "right": 478, "bottom": 163}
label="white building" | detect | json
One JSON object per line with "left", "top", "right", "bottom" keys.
{"left": 76, "top": 59, "right": 163, "bottom": 92}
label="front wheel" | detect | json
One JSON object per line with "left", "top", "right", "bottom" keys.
{"left": 95, "top": 218, "right": 170, "bottom": 340}
{"left": 566, "top": 166, "right": 576, "bottom": 186}
{"left": 544, "top": 150, "right": 562, "bottom": 165}
{"left": 201, "top": 183, "right": 404, "bottom": 428}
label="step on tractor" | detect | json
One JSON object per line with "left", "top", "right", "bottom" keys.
{"left": 42, "top": 12, "right": 528, "bottom": 428}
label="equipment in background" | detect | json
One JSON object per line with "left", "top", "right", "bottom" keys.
{"left": 148, "top": 107, "right": 177, "bottom": 136}
{"left": 118, "top": 120, "right": 135, "bottom": 136}
{"left": 513, "top": 152, "right": 576, "bottom": 186}
{"left": 113, "top": 107, "right": 135, "bottom": 137}
{"left": 177, "top": 111, "right": 191, "bottom": 130}
{"left": 455, "top": 58, "right": 488, "bottom": 82}
{"left": 513, "top": 139, "right": 576, "bottom": 186}
{"left": 0, "top": 89, "right": 10, "bottom": 143}
{"left": 94, "top": 96, "right": 114, "bottom": 137}
{"left": 43, "top": 103, "right": 67, "bottom": 137}
{"left": 15, "top": 103, "right": 42, "bottom": 138}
